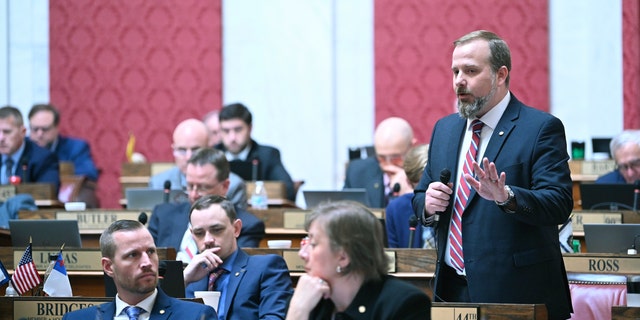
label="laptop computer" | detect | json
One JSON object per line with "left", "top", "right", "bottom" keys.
{"left": 579, "top": 183, "right": 636, "bottom": 211}
{"left": 583, "top": 223, "right": 640, "bottom": 253}
{"left": 104, "top": 260, "right": 185, "bottom": 298}
{"left": 125, "top": 188, "right": 188, "bottom": 210}
{"left": 303, "top": 189, "right": 367, "bottom": 208}
{"left": 9, "top": 219, "right": 82, "bottom": 248}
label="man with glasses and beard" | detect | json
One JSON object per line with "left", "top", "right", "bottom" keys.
{"left": 412, "top": 30, "right": 573, "bottom": 319}
{"left": 596, "top": 130, "right": 640, "bottom": 184}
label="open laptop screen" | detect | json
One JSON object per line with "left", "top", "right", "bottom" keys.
{"left": 303, "top": 189, "right": 367, "bottom": 209}
{"left": 579, "top": 183, "right": 636, "bottom": 211}
{"left": 9, "top": 219, "right": 82, "bottom": 248}
{"left": 584, "top": 223, "right": 640, "bottom": 253}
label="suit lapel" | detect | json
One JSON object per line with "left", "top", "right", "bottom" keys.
{"left": 149, "top": 289, "right": 173, "bottom": 319}
{"left": 98, "top": 301, "right": 116, "bottom": 319}
{"left": 221, "top": 250, "right": 249, "bottom": 317}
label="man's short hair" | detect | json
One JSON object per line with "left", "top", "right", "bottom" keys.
{"left": 219, "top": 103, "right": 252, "bottom": 126}
{"left": 0, "top": 106, "right": 24, "bottom": 126}
{"left": 187, "top": 148, "right": 230, "bottom": 182}
{"left": 28, "top": 103, "right": 60, "bottom": 126}
{"left": 100, "top": 220, "right": 145, "bottom": 259}
{"left": 189, "top": 194, "right": 237, "bottom": 223}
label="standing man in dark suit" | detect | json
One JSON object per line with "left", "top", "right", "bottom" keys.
{"left": 183, "top": 195, "right": 292, "bottom": 319}
{"left": 62, "top": 220, "right": 216, "bottom": 319}
{"left": 28, "top": 103, "right": 99, "bottom": 181}
{"left": 215, "top": 103, "right": 296, "bottom": 201}
{"left": 412, "top": 30, "right": 573, "bottom": 319}
{"left": 344, "top": 117, "right": 415, "bottom": 208}
{"left": 148, "top": 148, "right": 264, "bottom": 263}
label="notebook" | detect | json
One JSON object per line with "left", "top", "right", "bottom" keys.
{"left": 125, "top": 188, "right": 188, "bottom": 210}
{"left": 579, "top": 183, "right": 636, "bottom": 211}
{"left": 583, "top": 223, "right": 640, "bottom": 253}
{"left": 9, "top": 219, "right": 82, "bottom": 248}
{"left": 303, "top": 189, "right": 367, "bottom": 208}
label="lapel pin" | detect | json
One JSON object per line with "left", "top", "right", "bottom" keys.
{"left": 499, "top": 131, "right": 504, "bottom": 136}
{"left": 359, "top": 306, "right": 366, "bottom": 313}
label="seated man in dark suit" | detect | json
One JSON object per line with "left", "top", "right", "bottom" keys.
{"left": 596, "top": 130, "right": 640, "bottom": 184}
{"left": 62, "top": 220, "right": 216, "bottom": 319}
{"left": 0, "top": 106, "right": 59, "bottom": 229}
{"left": 183, "top": 195, "right": 292, "bottom": 319}
{"left": 215, "top": 103, "right": 297, "bottom": 201}
{"left": 148, "top": 148, "right": 264, "bottom": 263}
{"left": 28, "top": 103, "right": 99, "bottom": 181}
{"left": 148, "top": 118, "right": 247, "bottom": 209}
{"left": 344, "top": 117, "right": 415, "bottom": 208}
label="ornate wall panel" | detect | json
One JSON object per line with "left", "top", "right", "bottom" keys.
{"left": 623, "top": 0, "right": 640, "bottom": 129}
{"left": 375, "top": 0, "right": 549, "bottom": 143}
{"left": 50, "top": 0, "right": 222, "bottom": 207}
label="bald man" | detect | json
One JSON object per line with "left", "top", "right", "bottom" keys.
{"left": 149, "top": 119, "right": 247, "bottom": 209}
{"left": 344, "top": 117, "right": 416, "bottom": 208}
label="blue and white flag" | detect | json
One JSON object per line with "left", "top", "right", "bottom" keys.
{"left": 43, "top": 252, "right": 73, "bottom": 297}
{"left": 0, "top": 259, "right": 9, "bottom": 286}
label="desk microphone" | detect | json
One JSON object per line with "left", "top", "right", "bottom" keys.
{"left": 163, "top": 180, "right": 171, "bottom": 203}
{"left": 138, "top": 212, "right": 148, "bottom": 225}
{"left": 634, "top": 180, "right": 640, "bottom": 213}
{"left": 408, "top": 215, "right": 418, "bottom": 248}
{"left": 434, "top": 168, "right": 451, "bottom": 222}
{"left": 20, "top": 159, "right": 28, "bottom": 183}
{"left": 251, "top": 158, "right": 259, "bottom": 181}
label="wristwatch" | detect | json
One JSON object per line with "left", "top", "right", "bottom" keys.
{"left": 495, "top": 185, "right": 515, "bottom": 207}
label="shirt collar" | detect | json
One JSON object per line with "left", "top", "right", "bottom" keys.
{"left": 6, "top": 140, "right": 26, "bottom": 164}
{"left": 225, "top": 142, "right": 251, "bottom": 161}
{"left": 474, "top": 91, "right": 510, "bottom": 130}
{"left": 219, "top": 248, "right": 239, "bottom": 272}
{"left": 115, "top": 288, "right": 158, "bottom": 317}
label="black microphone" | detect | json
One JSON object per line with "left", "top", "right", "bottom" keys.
{"left": 388, "top": 182, "right": 401, "bottom": 200}
{"left": 20, "top": 159, "right": 28, "bottom": 183}
{"left": 138, "top": 211, "right": 148, "bottom": 225}
{"left": 251, "top": 158, "right": 259, "bottom": 181}
{"left": 408, "top": 215, "right": 418, "bottom": 248}
{"left": 434, "top": 169, "right": 451, "bottom": 222}
{"left": 163, "top": 180, "right": 171, "bottom": 203}
{"left": 634, "top": 180, "right": 640, "bottom": 213}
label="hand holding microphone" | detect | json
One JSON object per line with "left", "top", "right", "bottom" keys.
{"left": 433, "top": 168, "right": 451, "bottom": 222}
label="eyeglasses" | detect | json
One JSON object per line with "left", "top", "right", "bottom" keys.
{"left": 173, "top": 147, "right": 201, "bottom": 157}
{"left": 300, "top": 236, "right": 310, "bottom": 248}
{"left": 376, "top": 154, "right": 405, "bottom": 165}
{"left": 30, "top": 125, "right": 54, "bottom": 133}
{"left": 185, "top": 182, "right": 220, "bottom": 194}
{"left": 616, "top": 159, "right": 640, "bottom": 172}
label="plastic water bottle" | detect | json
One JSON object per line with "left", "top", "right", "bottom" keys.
{"left": 5, "top": 281, "right": 18, "bottom": 296}
{"left": 251, "top": 181, "right": 268, "bottom": 210}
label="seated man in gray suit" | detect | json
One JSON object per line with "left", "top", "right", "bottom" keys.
{"left": 344, "top": 117, "right": 416, "bottom": 208}
{"left": 149, "top": 118, "right": 247, "bottom": 209}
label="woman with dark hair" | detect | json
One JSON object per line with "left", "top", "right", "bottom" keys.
{"left": 286, "top": 201, "right": 431, "bottom": 320}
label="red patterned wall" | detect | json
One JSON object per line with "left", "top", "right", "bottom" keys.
{"left": 50, "top": 0, "right": 222, "bottom": 208}
{"left": 623, "top": 0, "right": 640, "bottom": 129}
{"left": 375, "top": 0, "right": 549, "bottom": 143}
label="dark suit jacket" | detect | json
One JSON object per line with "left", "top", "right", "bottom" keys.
{"left": 16, "top": 138, "right": 60, "bottom": 190}
{"left": 343, "top": 156, "right": 385, "bottom": 208}
{"left": 148, "top": 201, "right": 265, "bottom": 251}
{"left": 54, "top": 135, "right": 99, "bottom": 181}
{"left": 595, "top": 170, "right": 626, "bottom": 183}
{"left": 309, "top": 275, "right": 431, "bottom": 320}
{"left": 61, "top": 288, "right": 216, "bottom": 319}
{"left": 216, "top": 139, "right": 296, "bottom": 201}
{"left": 386, "top": 193, "right": 424, "bottom": 248}
{"left": 186, "top": 249, "right": 293, "bottom": 319}
{"left": 412, "top": 95, "right": 573, "bottom": 319}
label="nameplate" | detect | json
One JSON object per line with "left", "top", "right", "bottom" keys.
{"left": 283, "top": 250, "right": 305, "bottom": 271}
{"left": 581, "top": 160, "right": 616, "bottom": 175}
{"left": 14, "top": 299, "right": 109, "bottom": 319}
{"left": 0, "top": 185, "right": 16, "bottom": 202}
{"left": 563, "top": 255, "right": 640, "bottom": 273}
{"left": 431, "top": 306, "right": 478, "bottom": 319}
{"left": 571, "top": 211, "right": 622, "bottom": 232}
{"left": 16, "top": 249, "right": 103, "bottom": 271}
{"left": 56, "top": 210, "right": 147, "bottom": 230}
{"left": 283, "top": 211, "right": 307, "bottom": 229}
{"left": 386, "top": 251, "right": 396, "bottom": 273}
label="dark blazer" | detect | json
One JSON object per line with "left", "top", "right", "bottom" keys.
{"left": 54, "top": 135, "right": 99, "bottom": 181}
{"left": 343, "top": 156, "right": 385, "bottom": 208}
{"left": 595, "top": 170, "right": 626, "bottom": 183}
{"left": 412, "top": 95, "right": 573, "bottom": 319}
{"left": 386, "top": 193, "right": 424, "bottom": 248}
{"left": 309, "top": 275, "right": 431, "bottom": 320}
{"left": 61, "top": 288, "right": 216, "bottom": 319}
{"left": 186, "top": 249, "right": 293, "bottom": 319}
{"left": 216, "top": 139, "right": 296, "bottom": 201}
{"left": 148, "top": 201, "right": 265, "bottom": 250}
{"left": 16, "top": 138, "right": 60, "bottom": 189}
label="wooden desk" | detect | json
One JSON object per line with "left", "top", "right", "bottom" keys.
{"left": 432, "top": 302, "right": 548, "bottom": 319}
{"left": 612, "top": 306, "right": 640, "bottom": 319}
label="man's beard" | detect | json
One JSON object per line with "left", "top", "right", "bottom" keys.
{"left": 457, "top": 80, "right": 497, "bottom": 119}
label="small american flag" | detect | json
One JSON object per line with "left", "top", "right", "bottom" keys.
{"left": 12, "top": 243, "right": 41, "bottom": 295}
